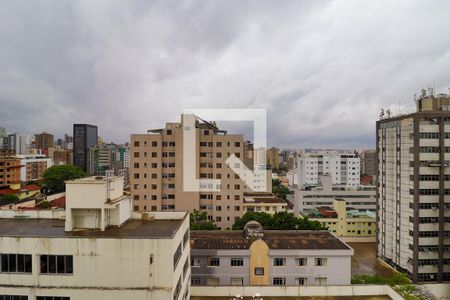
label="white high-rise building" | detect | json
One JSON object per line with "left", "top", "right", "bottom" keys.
{"left": 295, "top": 150, "right": 360, "bottom": 187}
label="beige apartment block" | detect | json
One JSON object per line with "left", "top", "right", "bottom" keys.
{"left": 131, "top": 114, "right": 271, "bottom": 229}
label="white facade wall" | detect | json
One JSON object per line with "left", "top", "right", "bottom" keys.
{"left": 0, "top": 213, "right": 190, "bottom": 300}
{"left": 295, "top": 151, "right": 360, "bottom": 187}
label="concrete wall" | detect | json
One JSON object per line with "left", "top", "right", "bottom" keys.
{"left": 0, "top": 209, "right": 65, "bottom": 219}
{"left": 0, "top": 212, "right": 190, "bottom": 300}
{"left": 190, "top": 285, "right": 404, "bottom": 299}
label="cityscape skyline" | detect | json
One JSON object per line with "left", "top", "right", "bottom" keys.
{"left": 2, "top": 1, "right": 450, "bottom": 148}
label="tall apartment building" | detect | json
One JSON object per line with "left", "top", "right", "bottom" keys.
{"left": 87, "top": 143, "right": 120, "bottom": 175}
{"left": 360, "top": 149, "right": 377, "bottom": 176}
{"left": 7, "top": 133, "right": 33, "bottom": 155}
{"left": 377, "top": 89, "right": 450, "bottom": 283}
{"left": 73, "top": 124, "right": 98, "bottom": 172}
{"left": 49, "top": 147, "right": 72, "bottom": 166}
{"left": 17, "top": 155, "right": 53, "bottom": 182}
{"left": 131, "top": 114, "right": 271, "bottom": 229}
{"left": 34, "top": 132, "right": 54, "bottom": 155}
{"left": 0, "top": 127, "right": 7, "bottom": 149}
{"left": 0, "top": 175, "right": 190, "bottom": 300}
{"left": 0, "top": 150, "right": 21, "bottom": 188}
{"left": 117, "top": 144, "right": 130, "bottom": 169}
{"left": 266, "top": 147, "right": 280, "bottom": 170}
{"left": 296, "top": 150, "right": 360, "bottom": 186}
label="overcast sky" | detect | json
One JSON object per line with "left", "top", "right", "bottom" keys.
{"left": 1, "top": 0, "right": 450, "bottom": 149}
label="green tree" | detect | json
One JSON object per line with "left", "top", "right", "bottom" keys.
{"left": 232, "top": 211, "right": 327, "bottom": 230}
{"left": 42, "top": 165, "right": 86, "bottom": 193}
{"left": 0, "top": 194, "right": 20, "bottom": 205}
{"left": 190, "top": 210, "right": 219, "bottom": 230}
{"left": 272, "top": 179, "right": 290, "bottom": 200}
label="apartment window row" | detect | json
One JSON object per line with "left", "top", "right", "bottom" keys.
{"left": 410, "top": 216, "right": 450, "bottom": 223}
{"left": 1, "top": 254, "right": 32, "bottom": 273}
{"left": 419, "top": 132, "right": 440, "bottom": 139}
{"left": 173, "top": 242, "right": 182, "bottom": 270}
{"left": 411, "top": 175, "right": 450, "bottom": 181}
{"left": 410, "top": 189, "right": 450, "bottom": 195}
{"left": 417, "top": 259, "right": 450, "bottom": 266}
{"left": 162, "top": 152, "right": 176, "bottom": 157}
{"left": 162, "top": 205, "right": 175, "bottom": 210}
{"left": 0, "top": 296, "right": 28, "bottom": 300}
{"left": 410, "top": 231, "right": 450, "bottom": 237}
{"left": 273, "top": 257, "right": 324, "bottom": 266}
{"left": 272, "top": 277, "right": 326, "bottom": 286}
{"left": 1, "top": 254, "right": 72, "bottom": 275}
{"left": 409, "top": 202, "right": 450, "bottom": 209}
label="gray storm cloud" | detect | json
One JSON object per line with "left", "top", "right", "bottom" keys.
{"left": 1, "top": 0, "right": 450, "bottom": 149}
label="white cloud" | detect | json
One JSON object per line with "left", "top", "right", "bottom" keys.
{"left": 1, "top": 0, "right": 450, "bottom": 149}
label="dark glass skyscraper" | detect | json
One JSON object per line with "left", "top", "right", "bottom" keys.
{"left": 73, "top": 124, "right": 98, "bottom": 172}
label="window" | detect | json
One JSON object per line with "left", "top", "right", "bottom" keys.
{"left": 151, "top": 152, "right": 157, "bottom": 157}
{"left": 191, "top": 257, "right": 201, "bottom": 267}
{"left": 315, "top": 258, "right": 327, "bottom": 267}
{"left": 133, "top": 173, "right": 139, "bottom": 179}
{"left": 167, "top": 129, "right": 172, "bottom": 135}
{"left": 208, "top": 257, "right": 220, "bottom": 267}
{"left": 296, "top": 258, "right": 307, "bottom": 266}
{"left": 295, "top": 277, "right": 307, "bottom": 285}
{"left": 152, "top": 141, "right": 157, "bottom": 147}
{"left": 134, "top": 141, "right": 139, "bottom": 147}
{"left": 173, "top": 243, "right": 182, "bottom": 269}
{"left": 133, "top": 152, "right": 139, "bottom": 157}
{"left": 133, "top": 163, "right": 139, "bottom": 168}
{"left": 206, "top": 277, "right": 219, "bottom": 286}
{"left": 235, "top": 142, "right": 240, "bottom": 147}
{"left": 37, "top": 297, "right": 70, "bottom": 300}
{"left": 216, "top": 142, "right": 222, "bottom": 147}
{"left": 40, "top": 255, "right": 73, "bottom": 274}
{"left": 230, "top": 277, "right": 244, "bottom": 286}
{"left": 315, "top": 277, "right": 327, "bottom": 285}
{"left": 273, "top": 277, "right": 286, "bottom": 285}
{"left": 254, "top": 267, "right": 264, "bottom": 276}
{"left": 273, "top": 258, "right": 286, "bottom": 266}
{"left": 230, "top": 258, "right": 244, "bottom": 266}
{"left": 0, "top": 296, "right": 28, "bottom": 300}
{"left": 1, "top": 254, "right": 32, "bottom": 273}
{"left": 191, "top": 277, "right": 201, "bottom": 286}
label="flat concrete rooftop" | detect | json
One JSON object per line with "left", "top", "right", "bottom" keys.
{"left": 0, "top": 218, "right": 183, "bottom": 239}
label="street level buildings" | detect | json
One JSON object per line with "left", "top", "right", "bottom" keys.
{"left": 73, "top": 124, "right": 98, "bottom": 172}
{"left": 190, "top": 221, "right": 353, "bottom": 286}
{"left": 301, "top": 199, "right": 376, "bottom": 240}
{"left": 377, "top": 89, "right": 450, "bottom": 283}
{"left": 131, "top": 114, "right": 271, "bottom": 229}
{"left": 0, "top": 175, "right": 190, "bottom": 300}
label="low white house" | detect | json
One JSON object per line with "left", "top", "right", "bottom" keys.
{"left": 0, "top": 175, "right": 190, "bottom": 300}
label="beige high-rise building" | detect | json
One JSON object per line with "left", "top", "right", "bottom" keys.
{"left": 377, "top": 89, "right": 450, "bottom": 283}
{"left": 267, "top": 147, "right": 280, "bottom": 170}
{"left": 130, "top": 114, "right": 271, "bottom": 229}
